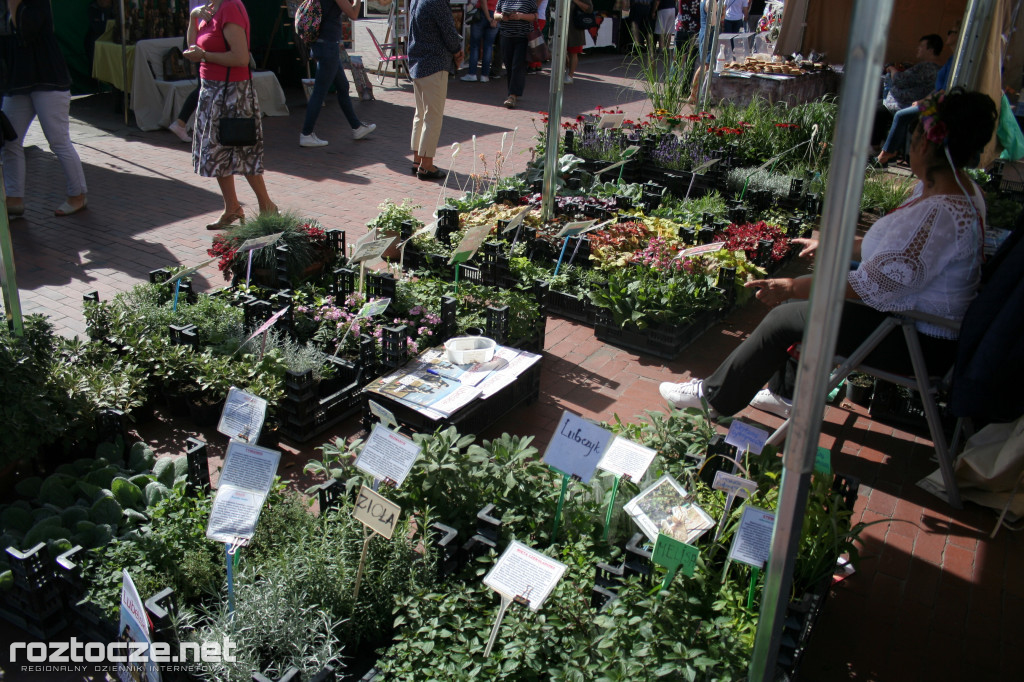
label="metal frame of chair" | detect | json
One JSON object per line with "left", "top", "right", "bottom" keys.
{"left": 766, "top": 306, "right": 964, "bottom": 509}
{"left": 366, "top": 28, "right": 409, "bottom": 86}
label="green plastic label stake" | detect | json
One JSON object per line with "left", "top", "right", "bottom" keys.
{"left": 747, "top": 566, "right": 760, "bottom": 609}
{"left": 550, "top": 470, "right": 571, "bottom": 542}
{"left": 602, "top": 475, "right": 622, "bottom": 543}
{"left": 651, "top": 533, "right": 699, "bottom": 595}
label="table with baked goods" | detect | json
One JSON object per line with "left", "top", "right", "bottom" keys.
{"left": 709, "top": 58, "right": 840, "bottom": 107}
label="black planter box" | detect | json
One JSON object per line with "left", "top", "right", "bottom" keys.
{"left": 280, "top": 357, "right": 371, "bottom": 444}
{"left": 594, "top": 308, "right": 723, "bottom": 360}
{"left": 545, "top": 288, "right": 598, "bottom": 326}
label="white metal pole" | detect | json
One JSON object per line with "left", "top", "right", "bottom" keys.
{"left": 541, "top": 0, "right": 572, "bottom": 221}
{"left": 747, "top": 0, "right": 895, "bottom": 678}
{"left": 949, "top": 0, "right": 999, "bottom": 90}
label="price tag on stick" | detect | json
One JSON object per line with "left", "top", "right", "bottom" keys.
{"left": 351, "top": 485, "right": 402, "bottom": 601}
{"left": 711, "top": 471, "right": 757, "bottom": 543}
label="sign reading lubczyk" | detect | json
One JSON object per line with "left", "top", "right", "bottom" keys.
{"left": 541, "top": 410, "right": 613, "bottom": 483}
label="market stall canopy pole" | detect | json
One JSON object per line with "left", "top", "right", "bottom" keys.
{"left": 0, "top": 167, "right": 24, "bottom": 336}
{"left": 541, "top": 0, "right": 574, "bottom": 221}
{"left": 747, "top": 0, "right": 895, "bottom": 678}
{"left": 698, "top": 0, "right": 724, "bottom": 106}
{"left": 950, "top": 0, "right": 999, "bottom": 88}
{"left": 120, "top": 0, "right": 128, "bottom": 125}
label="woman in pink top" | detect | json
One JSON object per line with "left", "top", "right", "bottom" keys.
{"left": 183, "top": 0, "right": 276, "bottom": 230}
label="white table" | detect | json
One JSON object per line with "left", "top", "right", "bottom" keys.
{"left": 130, "top": 37, "right": 289, "bottom": 132}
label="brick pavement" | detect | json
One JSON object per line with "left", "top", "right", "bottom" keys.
{"left": 2, "top": 37, "right": 1021, "bottom": 681}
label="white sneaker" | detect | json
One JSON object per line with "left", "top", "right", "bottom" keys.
{"left": 480, "top": 75, "right": 489, "bottom": 83}
{"left": 563, "top": 74, "right": 573, "bottom": 85}
{"left": 659, "top": 379, "right": 715, "bottom": 415}
{"left": 168, "top": 120, "right": 191, "bottom": 143}
{"left": 299, "top": 132, "right": 328, "bottom": 147}
{"left": 750, "top": 389, "right": 793, "bottom": 418}
{"left": 460, "top": 73, "right": 479, "bottom": 82}
{"left": 352, "top": 123, "right": 377, "bottom": 140}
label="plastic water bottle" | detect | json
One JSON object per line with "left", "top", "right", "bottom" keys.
{"left": 715, "top": 44, "right": 727, "bottom": 73}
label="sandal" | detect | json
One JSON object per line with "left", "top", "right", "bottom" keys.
{"left": 7, "top": 203, "right": 25, "bottom": 218}
{"left": 503, "top": 95, "right": 517, "bottom": 109}
{"left": 205, "top": 208, "right": 245, "bottom": 230}
{"left": 417, "top": 168, "right": 445, "bottom": 180}
{"left": 54, "top": 197, "right": 87, "bottom": 217}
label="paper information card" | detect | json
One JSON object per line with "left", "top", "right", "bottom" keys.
{"left": 354, "top": 424, "right": 421, "bottom": 488}
{"left": 483, "top": 541, "right": 567, "bottom": 611}
{"left": 596, "top": 436, "right": 657, "bottom": 482}
{"left": 206, "top": 441, "right": 281, "bottom": 543}
{"left": 728, "top": 506, "right": 776, "bottom": 569}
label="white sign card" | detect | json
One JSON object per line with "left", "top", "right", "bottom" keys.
{"left": 118, "top": 570, "right": 161, "bottom": 682}
{"left": 351, "top": 227, "right": 378, "bottom": 255}
{"left": 555, "top": 220, "right": 597, "bottom": 238}
{"left": 691, "top": 157, "right": 721, "bottom": 175}
{"left": 678, "top": 241, "right": 728, "bottom": 258}
{"left": 725, "top": 420, "right": 770, "bottom": 455}
{"left": 353, "top": 485, "right": 402, "bottom": 539}
{"left": 217, "top": 386, "right": 268, "bottom": 443}
{"left": 367, "top": 399, "right": 397, "bottom": 428}
{"left": 712, "top": 471, "right": 757, "bottom": 498}
{"left": 167, "top": 258, "right": 217, "bottom": 284}
{"left": 358, "top": 297, "right": 391, "bottom": 318}
{"left": 596, "top": 435, "right": 657, "bottom": 482}
{"left": 541, "top": 410, "right": 613, "bottom": 483}
{"left": 353, "top": 423, "right": 421, "bottom": 488}
{"left": 483, "top": 540, "right": 567, "bottom": 611}
{"left": 448, "top": 221, "right": 493, "bottom": 264}
{"left": 728, "top": 506, "right": 776, "bottom": 569}
{"left": 624, "top": 474, "right": 715, "bottom": 545}
{"left": 595, "top": 145, "right": 640, "bottom": 175}
{"left": 350, "top": 237, "right": 397, "bottom": 264}
{"left": 206, "top": 441, "right": 281, "bottom": 543}
{"left": 597, "top": 113, "right": 625, "bottom": 129}
{"left": 237, "top": 232, "right": 284, "bottom": 254}
{"left": 501, "top": 205, "right": 532, "bottom": 233}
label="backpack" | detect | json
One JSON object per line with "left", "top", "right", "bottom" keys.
{"left": 295, "top": 0, "right": 322, "bottom": 46}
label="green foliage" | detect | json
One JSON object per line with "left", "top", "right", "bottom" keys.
{"left": 631, "top": 39, "right": 698, "bottom": 115}
{"left": 589, "top": 265, "right": 725, "bottom": 329}
{"left": 860, "top": 171, "right": 916, "bottom": 215}
{"left": 650, "top": 191, "right": 728, "bottom": 225}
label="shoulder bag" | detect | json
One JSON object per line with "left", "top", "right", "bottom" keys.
{"left": 218, "top": 67, "right": 258, "bottom": 147}
{"left": 571, "top": 5, "right": 597, "bottom": 30}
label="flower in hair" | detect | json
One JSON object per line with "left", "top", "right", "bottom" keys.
{"left": 917, "top": 93, "right": 947, "bottom": 145}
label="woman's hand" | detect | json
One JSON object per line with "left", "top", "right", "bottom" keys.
{"left": 183, "top": 46, "right": 205, "bottom": 63}
{"left": 745, "top": 278, "right": 795, "bottom": 307}
{"left": 790, "top": 237, "right": 818, "bottom": 258}
{"left": 192, "top": 3, "right": 213, "bottom": 23}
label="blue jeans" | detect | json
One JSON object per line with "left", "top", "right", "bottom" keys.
{"left": 723, "top": 19, "right": 744, "bottom": 33}
{"left": 302, "top": 39, "right": 362, "bottom": 135}
{"left": 468, "top": 20, "right": 499, "bottom": 77}
{"left": 882, "top": 105, "right": 920, "bottom": 154}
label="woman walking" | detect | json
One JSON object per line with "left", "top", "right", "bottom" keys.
{"left": 2, "top": 0, "right": 88, "bottom": 218}
{"left": 299, "top": 0, "right": 376, "bottom": 148}
{"left": 461, "top": 0, "right": 500, "bottom": 82}
{"left": 407, "top": 0, "right": 463, "bottom": 179}
{"left": 494, "top": 0, "right": 537, "bottom": 108}
{"left": 184, "top": 0, "right": 277, "bottom": 229}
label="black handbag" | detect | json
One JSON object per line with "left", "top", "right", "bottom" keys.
{"left": 466, "top": 6, "right": 483, "bottom": 23}
{"left": 218, "top": 67, "right": 258, "bottom": 147}
{"left": 571, "top": 6, "right": 597, "bottom": 30}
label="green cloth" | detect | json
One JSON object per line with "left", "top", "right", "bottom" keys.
{"left": 997, "top": 93, "right": 1024, "bottom": 161}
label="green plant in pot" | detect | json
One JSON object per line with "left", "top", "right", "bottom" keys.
{"left": 845, "top": 371, "right": 874, "bottom": 406}
{"left": 208, "top": 210, "right": 335, "bottom": 287}
{"left": 183, "top": 351, "right": 236, "bottom": 425}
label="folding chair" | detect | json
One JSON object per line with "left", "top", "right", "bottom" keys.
{"left": 765, "top": 306, "right": 964, "bottom": 509}
{"left": 366, "top": 28, "right": 409, "bottom": 86}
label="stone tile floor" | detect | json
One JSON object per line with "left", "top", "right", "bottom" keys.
{"left": 1, "top": 38, "right": 1020, "bottom": 681}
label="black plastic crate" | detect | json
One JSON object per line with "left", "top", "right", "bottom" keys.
{"left": 545, "top": 288, "right": 597, "bottom": 326}
{"left": 594, "top": 308, "right": 723, "bottom": 360}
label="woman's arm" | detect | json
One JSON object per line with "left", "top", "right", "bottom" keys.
{"left": 745, "top": 275, "right": 860, "bottom": 306}
{"left": 572, "top": 0, "right": 593, "bottom": 11}
{"left": 184, "top": 22, "right": 250, "bottom": 67}
{"left": 334, "top": 0, "right": 362, "bottom": 21}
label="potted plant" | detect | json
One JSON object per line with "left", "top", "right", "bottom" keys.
{"left": 845, "top": 372, "right": 874, "bottom": 406}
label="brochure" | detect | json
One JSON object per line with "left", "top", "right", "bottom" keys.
{"left": 624, "top": 474, "right": 715, "bottom": 545}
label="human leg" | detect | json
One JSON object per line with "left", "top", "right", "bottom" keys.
{"left": 880, "top": 105, "right": 920, "bottom": 157}
{"left": 331, "top": 54, "right": 364, "bottom": 129}
{"left": 177, "top": 86, "right": 199, "bottom": 125}
{"left": 480, "top": 24, "right": 500, "bottom": 79}
{"left": 208, "top": 175, "right": 244, "bottom": 229}
{"left": 301, "top": 40, "right": 338, "bottom": 137}
{"left": 567, "top": 50, "right": 579, "bottom": 77}
{"left": 411, "top": 70, "right": 448, "bottom": 172}
{"left": 411, "top": 77, "right": 427, "bottom": 167}
{"left": 1, "top": 93, "right": 34, "bottom": 211}
{"left": 31, "top": 90, "right": 87, "bottom": 211}
{"left": 507, "top": 37, "right": 528, "bottom": 97}
{"left": 464, "top": 20, "right": 484, "bottom": 77}
{"left": 243, "top": 174, "right": 276, "bottom": 214}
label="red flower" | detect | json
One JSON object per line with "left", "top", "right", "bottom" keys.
{"left": 699, "top": 112, "right": 716, "bottom": 120}
{"left": 576, "top": 114, "right": 586, "bottom": 122}
{"left": 561, "top": 122, "right": 573, "bottom": 129}
{"left": 684, "top": 114, "right": 701, "bottom": 122}
{"left": 774, "top": 123, "right": 800, "bottom": 129}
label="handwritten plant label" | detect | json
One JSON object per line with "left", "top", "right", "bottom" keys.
{"left": 483, "top": 541, "right": 567, "bottom": 611}
{"left": 554, "top": 220, "right": 597, "bottom": 238}
{"left": 814, "top": 446, "right": 832, "bottom": 475}
{"left": 217, "top": 386, "right": 267, "bottom": 443}
{"left": 501, "top": 206, "right": 531, "bottom": 233}
{"left": 167, "top": 257, "right": 217, "bottom": 284}
{"left": 653, "top": 532, "right": 699, "bottom": 578}
{"left": 541, "top": 410, "right": 612, "bottom": 483}
{"left": 351, "top": 237, "right": 397, "bottom": 264}
{"left": 725, "top": 420, "right": 770, "bottom": 455}
{"left": 351, "top": 227, "right": 378, "bottom": 255}
{"left": 712, "top": 471, "right": 757, "bottom": 499}
{"left": 206, "top": 441, "right": 281, "bottom": 543}
{"left": 448, "top": 222, "right": 493, "bottom": 265}
{"left": 357, "top": 297, "right": 391, "bottom": 318}
{"left": 354, "top": 424, "right": 421, "bottom": 488}
{"left": 678, "top": 241, "right": 727, "bottom": 258}
{"left": 597, "top": 113, "right": 625, "bottom": 129}
{"left": 237, "top": 232, "right": 284, "bottom": 254}
{"left": 367, "top": 399, "right": 397, "bottom": 428}
{"left": 596, "top": 436, "right": 657, "bottom": 482}
{"left": 353, "top": 484, "right": 401, "bottom": 539}
{"left": 727, "top": 506, "right": 776, "bottom": 569}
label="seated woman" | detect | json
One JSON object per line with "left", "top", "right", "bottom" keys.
{"left": 659, "top": 90, "right": 996, "bottom": 419}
